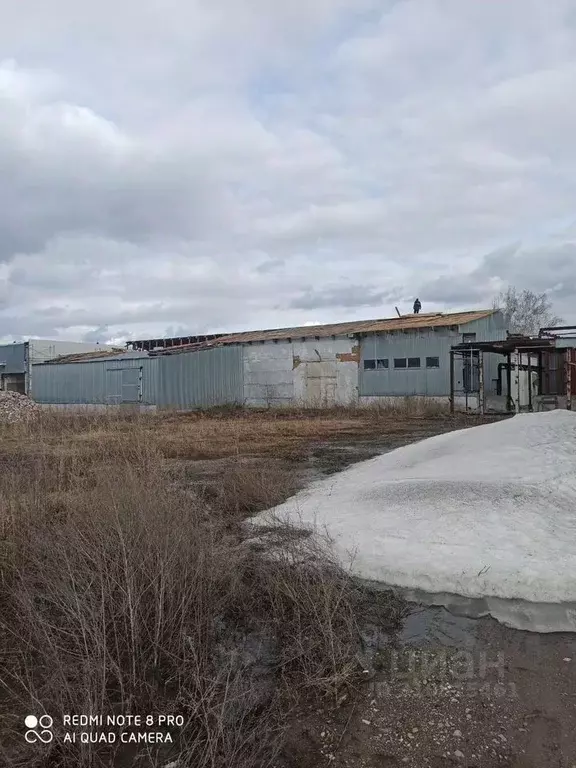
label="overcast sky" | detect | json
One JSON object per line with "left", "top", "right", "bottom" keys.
{"left": 0, "top": 0, "right": 574, "bottom": 343}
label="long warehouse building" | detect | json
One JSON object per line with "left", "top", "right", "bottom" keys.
{"left": 30, "top": 309, "right": 507, "bottom": 409}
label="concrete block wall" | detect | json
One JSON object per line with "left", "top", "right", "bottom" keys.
{"left": 292, "top": 338, "right": 358, "bottom": 405}
{"left": 242, "top": 336, "right": 359, "bottom": 406}
{"left": 242, "top": 342, "right": 295, "bottom": 406}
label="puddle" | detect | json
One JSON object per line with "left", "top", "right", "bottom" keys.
{"left": 400, "top": 603, "right": 478, "bottom": 648}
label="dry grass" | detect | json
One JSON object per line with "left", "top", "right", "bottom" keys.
{"left": 196, "top": 460, "right": 300, "bottom": 518}
{"left": 0, "top": 410, "right": 407, "bottom": 768}
{"left": 0, "top": 400, "right": 484, "bottom": 467}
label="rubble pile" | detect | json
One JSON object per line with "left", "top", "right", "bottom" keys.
{"left": 0, "top": 391, "right": 41, "bottom": 423}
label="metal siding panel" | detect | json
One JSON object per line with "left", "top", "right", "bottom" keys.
{"left": 0, "top": 343, "right": 27, "bottom": 374}
{"left": 156, "top": 346, "right": 243, "bottom": 408}
{"left": 555, "top": 337, "right": 576, "bottom": 349}
{"left": 32, "top": 361, "right": 107, "bottom": 403}
{"left": 32, "top": 353, "right": 176, "bottom": 405}
{"left": 142, "top": 358, "right": 159, "bottom": 404}
{"left": 359, "top": 330, "right": 456, "bottom": 396}
{"left": 105, "top": 369, "right": 122, "bottom": 404}
{"left": 458, "top": 315, "right": 507, "bottom": 341}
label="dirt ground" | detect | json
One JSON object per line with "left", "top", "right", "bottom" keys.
{"left": 280, "top": 607, "right": 576, "bottom": 768}
{"left": 161, "top": 413, "right": 576, "bottom": 768}
{"left": 134, "top": 410, "right": 576, "bottom": 767}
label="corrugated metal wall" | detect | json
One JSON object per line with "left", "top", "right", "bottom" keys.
{"left": 359, "top": 316, "right": 508, "bottom": 398}
{"left": 31, "top": 346, "right": 243, "bottom": 408}
{"left": 155, "top": 346, "right": 243, "bottom": 408}
{"left": 359, "top": 329, "right": 459, "bottom": 396}
{"left": 0, "top": 343, "right": 27, "bottom": 374}
{"left": 31, "top": 356, "right": 160, "bottom": 404}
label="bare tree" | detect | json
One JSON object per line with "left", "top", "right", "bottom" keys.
{"left": 493, "top": 286, "right": 563, "bottom": 336}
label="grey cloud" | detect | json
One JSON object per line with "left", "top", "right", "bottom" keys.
{"left": 416, "top": 277, "right": 489, "bottom": 306}
{"left": 290, "top": 285, "right": 395, "bottom": 310}
{"left": 163, "top": 324, "right": 199, "bottom": 338}
{"left": 0, "top": 94, "right": 231, "bottom": 261}
{"left": 418, "top": 240, "right": 576, "bottom": 320}
{"left": 255, "top": 258, "right": 285, "bottom": 274}
{"left": 0, "top": 1, "right": 576, "bottom": 338}
{"left": 81, "top": 326, "right": 110, "bottom": 343}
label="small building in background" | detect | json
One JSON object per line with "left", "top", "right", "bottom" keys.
{"left": 0, "top": 340, "right": 116, "bottom": 395}
{"left": 29, "top": 309, "right": 508, "bottom": 410}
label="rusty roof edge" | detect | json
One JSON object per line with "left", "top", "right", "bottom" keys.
{"left": 40, "top": 348, "right": 130, "bottom": 364}
{"left": 212, "top": 309, "right": 496, "bottom": 342}
{"left": 152, "top": 309, "right": 498, "bottom": 353}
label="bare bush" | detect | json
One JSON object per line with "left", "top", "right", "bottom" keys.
{"left": 201, "top": 459, "right": 299, "bottom": 518}
{"left": 0, "top": 433, "right": 404, "bottom": 768}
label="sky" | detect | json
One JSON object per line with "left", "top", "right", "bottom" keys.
{"left": 0, "top": 0, "right": 575, "bottom": 343}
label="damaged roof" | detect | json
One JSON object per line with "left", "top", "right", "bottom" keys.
{"left": 43, "top": 348, "right": 134, "bottom": 364}
{"left": 153, "top": 309, "right": 498, "bottom": 354}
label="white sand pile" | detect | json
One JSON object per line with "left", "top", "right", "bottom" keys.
{"left": 265, "top": 410, "right": 576, "bottom": 631}
{"left": 0, "top": 391, "right": 41, "bottom": 422}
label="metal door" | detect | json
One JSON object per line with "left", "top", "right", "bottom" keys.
{"left": 106, "top": 367, "right": 142, "bottom": 403}
{"left": 120, "top": 367, "right": 142, "bottom": 403}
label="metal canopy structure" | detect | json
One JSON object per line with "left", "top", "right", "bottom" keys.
{"left": 449, "top": 336, "right": 561, "bottom": 415}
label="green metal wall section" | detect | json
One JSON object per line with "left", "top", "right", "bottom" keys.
{"left": 359, "top": 315, "right": 507, "bottom": 397}
{"left": 31, "top": 346, "right": 243, "bottom": 408}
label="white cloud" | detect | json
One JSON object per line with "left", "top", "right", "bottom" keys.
{"left": 0, "top": 0, "right": 575, "bottom": 342}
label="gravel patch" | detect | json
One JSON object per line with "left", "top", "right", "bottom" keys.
{"left": 0, "top": 391, "right": 41, "bottom": 422}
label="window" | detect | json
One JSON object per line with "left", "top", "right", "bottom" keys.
{"left": 394, "top": 358, "right": 407, "bottom": 369}
{"left": 364, "top": 358, "right": 388, "bottom": 370}
{"left": 462, "top": 332, "right": 476, "bottom": 342}
{"left": 426, "top": 356, "right": 440, "bottom": 368}
{"left": 407, "top": 357, "right": 421, "bottom": 368}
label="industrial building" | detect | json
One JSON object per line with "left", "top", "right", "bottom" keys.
{"left": 0, "top": 340, "right": 114, "bottom": 394}
{"left": 450, "top": 326, "right": 576, "bottom": 413}
{"left": 30, "top": 309, "right": 508, "bottom": 409}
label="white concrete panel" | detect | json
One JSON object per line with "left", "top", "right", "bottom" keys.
{"left": 292, "top": 337, "right": 358, "bottom": 405}
{"left": 242, "top": 336, "right": 359, "bottom": 406}
{"left": 243, "top": 343, "right": 294, "bottom": 405}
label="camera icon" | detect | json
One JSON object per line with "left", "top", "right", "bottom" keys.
{"left": 24, "top": 715, "right": 53, "bottom": 744}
